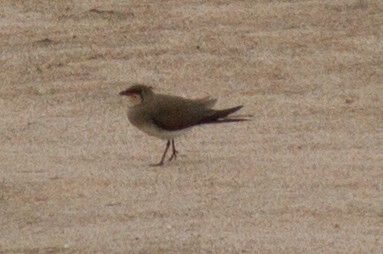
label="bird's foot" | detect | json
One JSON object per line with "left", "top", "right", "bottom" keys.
{"left": 169, "top": 150, "right": 178, "bottom": 161}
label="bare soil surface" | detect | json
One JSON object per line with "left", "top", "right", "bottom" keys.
{"left": 1, "top": 0, "right": 382, "bottom": 253}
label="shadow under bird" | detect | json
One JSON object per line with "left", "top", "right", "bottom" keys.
{"left": 119, "top": 84, "right": 248, "bottom": 166}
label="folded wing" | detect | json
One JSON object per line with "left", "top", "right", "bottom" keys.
{"left": 150, "top": 95, "right": 245, "bottom": 131}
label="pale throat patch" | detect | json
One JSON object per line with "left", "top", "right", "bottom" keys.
{"left": 127, "top": 94, "right": 142, "bottom": 107}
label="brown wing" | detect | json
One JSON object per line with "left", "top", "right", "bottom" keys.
{"left": 150, "top": 95, "right": 244, "bottom": 131}
{"left": 150, "top": 95, "right": 215, "bottom": 131}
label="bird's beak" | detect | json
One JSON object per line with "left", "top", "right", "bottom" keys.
{"left": 119, "top": 90, "right": 131, "bottom": 96}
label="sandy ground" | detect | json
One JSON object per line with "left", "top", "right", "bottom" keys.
{"left": 1, "top": 0, "right": 382, "bottom": 253}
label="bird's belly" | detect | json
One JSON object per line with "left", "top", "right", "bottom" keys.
{"left": 139, "top": 124, "right": 190, "bottom": 140}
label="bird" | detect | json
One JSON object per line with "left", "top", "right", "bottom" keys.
{"left": 119, "top": 84, "right": 248, "bottom": 166}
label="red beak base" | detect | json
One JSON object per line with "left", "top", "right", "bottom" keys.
{"left": 119, "top": 90, "right": 133, "bottom": 96}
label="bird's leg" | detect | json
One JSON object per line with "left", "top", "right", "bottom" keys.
{"left": 169, "top": 139, "right": 178, "bottom": 161}
{"left": 150, "top": 140, "right": 171, "bottom": 167}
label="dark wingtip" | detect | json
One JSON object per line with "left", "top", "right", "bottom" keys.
{"left": 225, "top": 105, "right": 243, "bottom": 115}
{"left": 197, "top": 104, "right": 245, "bottom": 125}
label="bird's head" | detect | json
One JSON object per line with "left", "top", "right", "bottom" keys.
{"left": 119, "top": 84, "right": 154, "bottom": 107}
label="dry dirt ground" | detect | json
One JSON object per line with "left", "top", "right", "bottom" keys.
{"left": 1, "top": 0, "right": 382, "bottom": 253}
